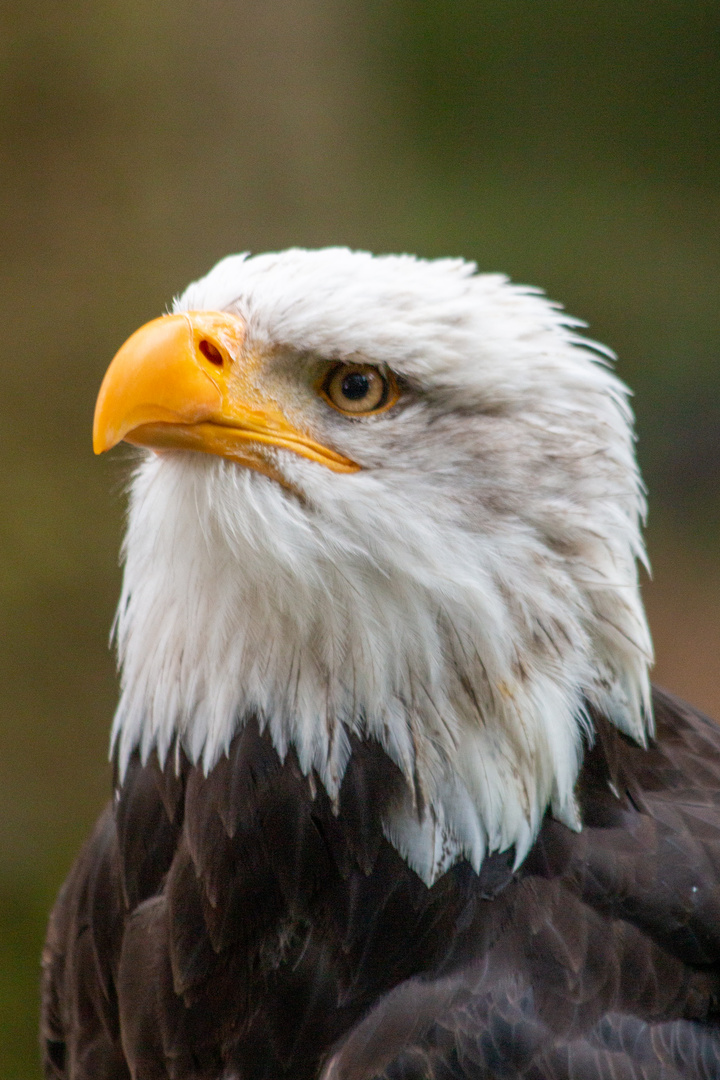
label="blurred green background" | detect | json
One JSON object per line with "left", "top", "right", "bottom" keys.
{"left": 1, "top": 1, "right": 719, "bottom": 1074}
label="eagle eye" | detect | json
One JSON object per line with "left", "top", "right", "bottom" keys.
{"left": 320, "top": 363, "right": 399, "bottom": 415}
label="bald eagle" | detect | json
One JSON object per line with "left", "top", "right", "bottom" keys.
{"left": 42, "top": 249, "right": 720, "bottom": 1080}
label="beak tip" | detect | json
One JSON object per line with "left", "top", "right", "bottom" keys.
{"left": 92, "top": 412, "right": 104, "bottom": 454}
{"left": 92, "top": 410, "right": 117, "bottom": 455}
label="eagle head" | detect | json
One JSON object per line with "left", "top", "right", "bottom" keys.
{"left": 94, "top": 248, "right": 652, "bottom": 884}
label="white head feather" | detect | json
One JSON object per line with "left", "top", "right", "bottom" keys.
{"left": 111, "top": 248, "right": 653, "bottom": 884}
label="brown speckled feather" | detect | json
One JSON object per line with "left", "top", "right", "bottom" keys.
{"left": 42, "top": 688, "right": 720, "bottom": 1079}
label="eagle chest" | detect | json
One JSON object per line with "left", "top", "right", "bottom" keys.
{"left": 93, "top": 718, "right": 514, "bottom": 1078}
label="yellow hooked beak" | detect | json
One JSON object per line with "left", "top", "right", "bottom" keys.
{"left": 93, "top": 311, "right": 359, "bottom": 477}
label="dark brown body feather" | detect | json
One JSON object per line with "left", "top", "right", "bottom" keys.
{"left": 41, "top": 687, "right": 720, "bottom": 1079}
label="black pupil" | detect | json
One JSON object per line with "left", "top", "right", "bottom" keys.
{"left": 341, "top": 372, "right": 371, "bottom": 400}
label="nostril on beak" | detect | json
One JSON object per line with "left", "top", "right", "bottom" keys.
{"left": 199, "top": 339, "right": 224, "bottom": 366}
